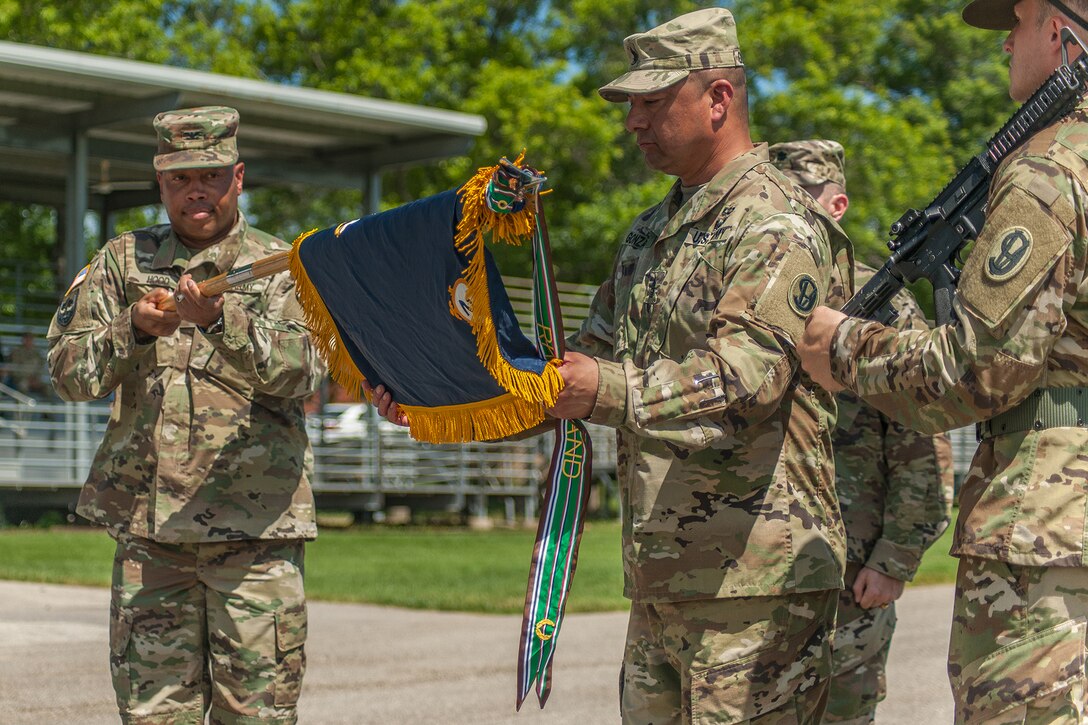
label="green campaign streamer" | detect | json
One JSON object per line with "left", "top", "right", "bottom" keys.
{"left": 514, "top": 184, "right": 593, "bottom": 710}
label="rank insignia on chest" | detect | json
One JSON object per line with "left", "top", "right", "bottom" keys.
{"left": 986, "top": 227, "right": 1032, "bottom": 282}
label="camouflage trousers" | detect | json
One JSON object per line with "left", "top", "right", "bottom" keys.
{"left": 620, "top": 590, "right": 837, "bottom": 724}
{"left": 949, "top": 556, "right": 1088, "bottom": 724}
{"left": 822, "top": 564, "right": 896, "bottom": 724}
{"left": 109, "top": 532, "right": 307, "bottom": 725}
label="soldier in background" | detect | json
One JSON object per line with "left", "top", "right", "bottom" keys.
{"left": 771, "top": 140, "right": 954, "bottom": 724}
{"left": 48, "top": 106, "right": 322, "bottom": 725}
{"left": 799, "top": 0, "right": 1088, "bottom": 720}
{"left": 9, "top": 330, "right": 46, "bottom": 397}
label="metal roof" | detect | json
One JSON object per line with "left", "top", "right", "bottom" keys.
{"left": 0, "top": 40, "right": 487, "bottom": 209}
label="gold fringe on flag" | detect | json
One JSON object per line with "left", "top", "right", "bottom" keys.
{"left": 453, "top": 154, "right": 565, "bottom": 412}
{"left": 288, "top": 229, "right": 369, "bottom": 400}
{"left": 401, "top": 393, "right": 547, "bottom": 444}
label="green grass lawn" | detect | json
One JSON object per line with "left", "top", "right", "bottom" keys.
{"left": 911, "top": 513, "right": 959, "bottom": 586}
{"left": 0, "top": 516, "right": 959, "bottom": 614}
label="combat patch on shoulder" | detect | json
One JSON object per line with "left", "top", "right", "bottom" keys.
{"left": 984, "top": 227, "right": 1032, "bottom": 281}
{"left": 56, "top": 288, "right": 79, "bottom": 328}
{"left": 753, "top": 247, "right": 823, "bottom": 344}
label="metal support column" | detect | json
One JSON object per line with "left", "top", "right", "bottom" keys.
{"left": 362, "top": 170, "right": 382, "bottom": 217}
{"left": 64, "top": 131, "right": 89, "bottom": 284}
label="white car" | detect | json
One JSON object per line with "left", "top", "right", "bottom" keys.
{"left": 310, "top": 402, "right": 406, "bottom": 445}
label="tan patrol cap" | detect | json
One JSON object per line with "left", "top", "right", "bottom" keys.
{"left": 153, "top": 106, "right": 240, "bottom": 172}
{"left": 598, "top": 8, "right": 744, "bottom": 104}
{"left": 962, "top": 0, "right": 1018, "bottom": 30}
{"left": 768, "top": 140, "right": 847, "bottom": 190}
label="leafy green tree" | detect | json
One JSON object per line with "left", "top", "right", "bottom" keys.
{"left": 0, "top": 0, "right": 1022, "bottom": 301}
{"left": 735, "top": 0, "right": 1013, "bottom": 270}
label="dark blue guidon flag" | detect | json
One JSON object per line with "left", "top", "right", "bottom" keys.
{"left": 288, "top": 158, "right": 593, "bottom": 708}
{"left": 288, "top": 170, "right": 562, "bottom": 443}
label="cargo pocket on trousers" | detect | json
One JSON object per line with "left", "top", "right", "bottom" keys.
{"left": 273, "top": 603, "right": 308, "bottom": 708}
{"left": 950, "top": 617, "right": 1086, "bottom": 722}
{"left": 690, "top": 629, "right": 833, "bottom": 725}
{"left": 109, "top": 605, "right": 134, "bottom": 701}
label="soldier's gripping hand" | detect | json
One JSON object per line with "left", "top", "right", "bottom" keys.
{"left": 132, "top": 288, "right": 181, "bottom": 339}
{"left": 364, "top": 382, "right": 409, "bottom": 427}
{"left": 853, "top": 566, "right": 905, "bottom": 610}
{"left": 172, "top": 274, "right": 224, "bottom": 329}
{"left": 798, "top": 305, "right": 846, "bottom": 393}
{"left": 548, "top": 351, "right": 599, "bottom": 420}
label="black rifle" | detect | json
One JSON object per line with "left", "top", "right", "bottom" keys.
{"left": 843, "top": 28, "right": 1088, "bottom": 325}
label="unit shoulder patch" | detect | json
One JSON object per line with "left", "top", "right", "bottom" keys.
{"left": 984, "top": 227, "right": 1032, "bottom": 282}
{"left": 788, "top": 273, "right": 819, "bottom": 316}
{"left": 56, "top": 288, "right": 79, "bottom": 328}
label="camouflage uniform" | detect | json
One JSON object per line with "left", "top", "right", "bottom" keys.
{"left": 826, "top": 96, "right": 1088, "bottom": 723}
{"left": 48, "top": 107, "right": 321, "bottom": 725}
{"left": 583, "top": 11, "right": 853, "bottom": 722}
{"left": 771, "top": 140, "right": 955, "bottom": 723}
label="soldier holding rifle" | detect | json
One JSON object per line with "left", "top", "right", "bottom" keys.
{"left": 800, "top": 1, "right": 1088, "bottom": 720}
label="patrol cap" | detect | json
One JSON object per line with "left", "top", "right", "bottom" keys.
{"left": 768, "top": 139, "right": 847, "bottom": 190}
{"left": 961, "top": 0, "right": 1017, "bottom": 30}
{"left": 598, "top": 8, "right": 745, "bottom": 103}
{"left": 153, "top": 106, "right": 240, "bottom": 172}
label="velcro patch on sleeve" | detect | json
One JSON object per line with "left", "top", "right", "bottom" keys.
{"left": 752, "top": 246, "right": 822, "bottom": 345}
{"left": 959, "top": 186, "right": 1072, "bottom": 331}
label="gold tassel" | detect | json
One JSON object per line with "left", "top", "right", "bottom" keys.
{"left": 453, "top": 154, "right": 564, "bottom": 410}
{"left": 454, "top": 150, "right": 536, "bottom": 251}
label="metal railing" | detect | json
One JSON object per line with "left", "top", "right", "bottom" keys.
{"left": 0, "top": 391, "right": 972, "bottom": 516}
{"left": 0, "top": 397, "right": 619, "bottom": 520}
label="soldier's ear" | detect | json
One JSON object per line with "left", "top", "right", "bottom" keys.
{"left": 828, "top": 193, "right": 849, "bottom": 222}
{"left": 233, "top": 162, "right": 245, "bottom": 193}
{"left": 708, "top": 78, "right": 734, "bottom": 120}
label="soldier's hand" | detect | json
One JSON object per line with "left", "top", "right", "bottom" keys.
{"left": 798, "top": 305, "right": 846, "bottom": 393}
{"left": 853, "top": 566, "right": 905, "bottom": 609}
{"left": 132, "top": 288, "right": 181, "bottom": 338}
{"left": 547, "top": 351, "right": 599, "bottom": 420}
{"left": 365, "top": 382, "right": 409, "bottom": 427}
{"left": 173, "top": 274, "right": 224, "bottom": 329}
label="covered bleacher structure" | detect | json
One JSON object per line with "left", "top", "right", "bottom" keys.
{"left": 0, "top": 41, "right": 615, "bottom": 525}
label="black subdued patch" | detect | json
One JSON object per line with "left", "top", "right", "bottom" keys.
{"left": 985, "top": 227, "right": 1033, "bottom": 281}
{"left": 788, "top": 274, "right": 819, "bottom": 316}
{"left": 56, "top": 288, "right": 79, "bottom": 327}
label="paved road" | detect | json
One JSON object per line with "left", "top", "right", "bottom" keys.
{"left": 0, "top": 580, "right": 955, "bottom": 724}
